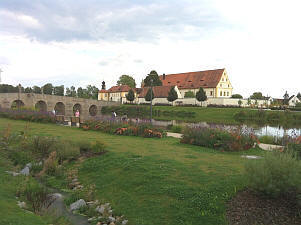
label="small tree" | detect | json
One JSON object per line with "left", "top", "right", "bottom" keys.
{"left": 231, "top": 94, "right": 243, "bottom": 99}
{"left": 196, "top": 87, "right": 207, "bottom": 106}
{"left": 143, "top": 70, "right": 162, "bottom": 87}
{"left": 297, "top": 92, "right": 301, "bottom": 99}
{"left": 184, "top": 91, "right": 195, "bottom": 98}
{"left": 238, "top": 99, "right": 243, "bottom": 107}
{"left": 167, "top": 87, "right": 178, "bottom": 103}
{"left": 42, "top": 83, "right": 53, "bottom": 95}
{"left": 53, "top": 85, "right": 64, "bottom": 96}
{"left": 126, "top": 89, "right": 135, "bottom": 103}
{"left": 117, "top": 75, "right": 136, "bottom": 88}
{"left": 145, "top": 88, "right": 154, "bottom": 102}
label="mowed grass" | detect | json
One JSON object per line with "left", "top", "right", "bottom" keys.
{"left": 0, "top": 118, "right": 261, "bottom": 225}
{"left": 127, "top": 105, "right": 247, "bottom": 124}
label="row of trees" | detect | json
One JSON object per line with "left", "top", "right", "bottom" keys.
{"left": 0, "top": 83, "right": 99, "bottom": 100}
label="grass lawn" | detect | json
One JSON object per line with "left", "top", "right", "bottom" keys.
{"left": 110, "top": 105, "right": 249, "bottom": 124}
{"left": 0, "top": 118, "right": 264, "bottom": 225}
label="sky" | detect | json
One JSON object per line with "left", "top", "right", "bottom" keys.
{"left": 0, "top": 0, "right": 301, "bottom": 98}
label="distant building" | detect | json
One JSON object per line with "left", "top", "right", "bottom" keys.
{"left": 288, "top": 95, "right": 301, "bottom": 107}
{"left": 159, "top": 68, "right": 233, "bottom": 98}
{"left": 98, "top": 85, "right": 133, "bottom": 102}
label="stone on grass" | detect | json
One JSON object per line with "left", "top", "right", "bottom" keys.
{"left": 20, "top": 166, "right": 30, "bottom": 176}
{"left": 108, "top": 216, "right": 115, "bottom": 222}
{"left": 70, "top": 199, "right": 86, "bottom": 211}
{"left": 25, "top": 163, "right": 32, "bottom": 168}
{"left": 122, "top": 220, "right": 128, "bottom": 225}
{"left": 96, "top": 205, "right": 105, "bottom": 214}
{"left": 17, "top": 201, "right": 26, "bottom": 209}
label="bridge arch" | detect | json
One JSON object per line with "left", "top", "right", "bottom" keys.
{"left": 35, "top": 100, "right": 47, "bottom": 112}
{"left": 89, "top": 105, "right": 98, "bottom": 116}
{"left": 73, "top": 103, "right": 82, "bottom": 115}
{"left": 54, "top": 102, "right": 65, "bottom": 115}
{"left": 11, "top": 100, "right": 25, "bottom": 109}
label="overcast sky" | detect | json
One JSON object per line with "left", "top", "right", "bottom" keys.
{"left": 0, "top": 0, "right": 300, "bottom": 98}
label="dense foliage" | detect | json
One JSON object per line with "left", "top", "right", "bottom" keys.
{"left": 81, "top": 119, "right": 165, "bottom": 138}
{"left": 184, "top": 91, "right": 195, "bottom": 98}
{"left": 126, "top": 89, "right": 135, "bottom": 102}
{"left": 143, "top": 70, "right": 162, "bottom": 87}
{"left": 117, "top": 75, "right": 136, "bottom": 88}
{"left": 231, "top": 94, "right": 243, "bottom": 99}
{"left": 181, "top": 127, "right": 257, "bottom": 151}
{"left": 196, "top": 87, "right": 207, "bottom": 102}
{"left": 245, "top": 151, "right": 301, "bottom": 206}
{"left": 167, "top": 86, "right": 178, "bottom": 102}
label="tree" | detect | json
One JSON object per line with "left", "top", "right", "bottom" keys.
{"left": 167, "top": 87, "right": 178, "bottom": 102}
{"left": 145, "top": 88, "right": 154, "bottom": 102}
{"left": 184, "top": 91, "right": 195, "bottom": 98}
{"left": 0, "top": 84, "right": 18, "bottom": 93}
{"left": 117, "top": 75, "right": 136, "bottom": 88}
{"left": 247, "top": 98, "right": 251, "bottom": 106}
{"left": 86, "top": 85, "right": 99, "bottom": 99}
{"left": 250, "top": 92, "right": 264, "bottom": 100}
{"left": 297, "top": 92, "right": 301, "bottom": 99}
{"left": 77, "top": 87, "right": 84, "bottom": 98}
{"left": 143, "top": 70, "right": 162, "bottom": 87}
{"left": 24, "top": 87, "right": 32, "bottom": 93}
{"left": 32, "top": 86, "right": 42, "bottom": 94}
{"left": 238, "top": 99, "right": 243, "bottom": 107}
{"left": 42, "top": 83, "right": 53, "bottom": 95}
{"left": 196, "top": 87, "right": 207, "bottom": 106}
{"left": 231, "top": 94, "right": 243, "bottom": 99}
{"left": 126, "top": 89, "right": 135, "bottom": 103}
{"left": 53, "top": 85, "right": 64, "bottom": 96}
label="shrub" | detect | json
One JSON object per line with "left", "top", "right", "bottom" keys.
{"left": 181, "top": 127, "right": 256, "bottom": 151}
{"left": 26, "top": 136, "right": 56, "bottom": 159}
{"left": 52, "top": 141, "right": 80, "bottom": 163}
{"left": 245, "top": 151, "right": 301, "bottom": 203}
{"left": 91, "top": 140, "right": 106, "bottom": 154}
{"left": 171, "top": 125, "right": 183, "bottom": 133}
{"left": 286, "top": 143, "right": 301, "bottom": 159}
{"left": 17, "top": 178, "right": 54, "bottom": 213}
{"left": 258, "top": 135, "right": 276, "bottom": 145}
{"left": 8, "top": 147, "right": 33, "bottom": 167}
{"left": 77, "top": 140, "right": 93, "bottom": 153}
{"left": 39, "top": 151, "right": 59, "bottom": 176}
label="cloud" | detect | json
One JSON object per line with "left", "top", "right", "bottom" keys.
{"left": 0, "top": 0, "right": 226, "bottom": 42}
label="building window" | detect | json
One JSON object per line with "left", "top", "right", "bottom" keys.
{"left": 227, "top": 92, "right": 229, "bottom": 96}
{"left": 228, "top": 84, "right": 230, "bottom": 88}
{"left": 210, "top": 91, "right": 213, "bottom": 96}
{"left": 220, "top": 84, "right": 222, "bottom": 87}
{"left": 220, "top": 91, "right": 222, "bottom": 96}
{"left": 224, "top": 92, "right": 226, "bottom": 96}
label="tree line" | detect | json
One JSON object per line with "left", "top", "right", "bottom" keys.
{"left": 0, "top": 83, "right": 99, "bottom": 100}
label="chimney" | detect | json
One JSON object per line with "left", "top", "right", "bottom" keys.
{"left": 163, "top": 73, "right": 166, "bottom": 80}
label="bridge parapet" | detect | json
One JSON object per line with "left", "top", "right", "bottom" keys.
{"left": 0, "top": 93, "right": 119, "bottom": 121}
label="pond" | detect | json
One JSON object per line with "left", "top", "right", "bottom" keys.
{"left": 95, "top": 115, "right": 301, "bottom": 138}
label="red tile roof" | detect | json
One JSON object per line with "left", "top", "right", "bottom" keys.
{"left": 99, "top": 85, "right": 132, "bottom": 93}
{"left": 160, "top": 69, "right": 225, "bottom": 89}
{"left": 138, "top": 86, "right": 174, "bottom": 98}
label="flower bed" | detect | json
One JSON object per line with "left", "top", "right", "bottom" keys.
{"left": 0, "top": 108, "right": 55, "bottom": 123}
{"left": 181, "top": 126, "right": 257, "bottom": 151}
{"left": 81, "top": 119, "right": 165, "bottom": 138}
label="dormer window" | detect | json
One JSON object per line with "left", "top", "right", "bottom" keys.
{"left": 188, "top": 80, "right": 192, "bottom": 82}
{"left": 176, "top": 81, "right": 180, "bottom": 83}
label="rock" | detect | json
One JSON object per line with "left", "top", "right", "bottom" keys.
{"left": 109, "top": 222, "right": 115, "bottom": 225}
{"left": 95, "top": 205, "right": 105, "bottom": 214}
{"left": 20, "top": 166, "right": 30, "bottom": 176}
{"left": 70, "top": 199, "right": 86, "bottom": 211}
{"left": 88, "top": 217, "right": 96, "bottom": 222}
{"left": 122, "top": 220, "right": 128, "bottom": 225}
{"left": 241, "top": 155, "right": 262, "bottom": 159}
{"left": 17, "top": 201, "right": 26, "bottom": 208}
{"left": 25, "top": 163, "right": 32, "bottom": 168}
{"left": 96, "top": 222, "right": 101, "bottom": 225}
{"left": 108, "top": 216, "right": 115, "bottom": 222}
{"left": 5, "top": 171, "right": 20, "bottom": 176}
{"left": 108, "top": 209, "right": 113, "bottom": 214}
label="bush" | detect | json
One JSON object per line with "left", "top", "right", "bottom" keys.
{"left": 245, "top": 151, "right": 301, "bottom": 203}
{"left": 17, "top": 178, "right": 54, "bottom": 213}
{"left": 53, "top": 141, "right": 80, "bottom": 163}
{"left": 8, "top": 147, "right": 33, "bottom": 167}
{"left": 91, "top": 140, "right": 106, "bottom": 154}
{"left": 26, "top": 136, "right": 56, "bottom": 159}
{"left": 258, "top": 135, "right": 276, "bottom": 145}
{"left": 39, "top": 151, "right": 59, "bottom": 176}
{"left": 181, "top": 127, "right": 256, "bottom": 151}
{"left": 0, "top": 108, "right": 55, "bottom": 123}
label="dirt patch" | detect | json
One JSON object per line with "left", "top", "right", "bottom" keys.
{"left": 226, "top": 189, "right": 301, "bottom": 225}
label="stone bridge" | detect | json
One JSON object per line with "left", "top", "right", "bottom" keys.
{"left": 0, "top": 93, "right": 118, "bottom": 120}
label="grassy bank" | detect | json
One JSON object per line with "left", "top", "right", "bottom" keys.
{"left": 0, "top": 118, "right": 263, "bottom": 225}
{"left": 102, "top": 105, "right": 247, "bottom": 124}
